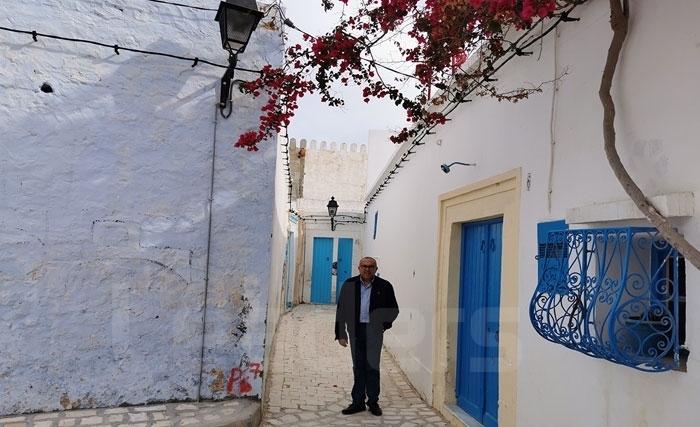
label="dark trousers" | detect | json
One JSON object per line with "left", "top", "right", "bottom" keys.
{"left": 349, "top": 323, "right": 383, "bottom": 405}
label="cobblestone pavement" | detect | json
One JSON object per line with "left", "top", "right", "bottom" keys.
{"left": 0, "top": 399, "right": 260, "bottom": 427}
{"left": 262, "top": 305, "right": 448, "bottom": 427}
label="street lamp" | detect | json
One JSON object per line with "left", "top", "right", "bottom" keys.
{"left": 440, "top": 161, "right": 476, "bottom": 173}
{"left": 215, "top": 0, "right": 264, "bottom": 54}
{"left": 215, "top": 0, "right": 264, "bottom": 117}
{"left": 327, "top": 196, "right": 339, "bottom": 231}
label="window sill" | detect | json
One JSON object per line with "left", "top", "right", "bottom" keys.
{"left": 566, "top": 192, "right": 694, "bottom": 224}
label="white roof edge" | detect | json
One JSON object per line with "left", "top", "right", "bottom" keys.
{"left": 364, "top": 137, "right": 415, "bottom": 202}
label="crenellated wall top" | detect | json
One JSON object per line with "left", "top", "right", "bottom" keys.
{"left": 289, "top": 138, "right": 367, "bottom": 153}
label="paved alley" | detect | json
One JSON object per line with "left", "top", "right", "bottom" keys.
{"left": 262, "top": 305, "right": 448, "bottom": 427}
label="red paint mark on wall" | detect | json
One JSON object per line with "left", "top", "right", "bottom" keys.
{"left": 239, "top": 377, "right": 252, "bottom": 394}
{"left": 249, "top": 363, "right": 262, "bottom": 378}
{"left": 226, "top": 362, "right": 263, "bottom": 396}
{"left": 226, "top": 368, "right": 237, "bottom": 395}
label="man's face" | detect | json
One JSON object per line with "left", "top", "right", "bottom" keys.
{"left": 358, "top": 258, "right": 378, "bottom": 282}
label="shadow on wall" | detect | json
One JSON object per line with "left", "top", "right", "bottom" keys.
{"left": 0, "top": 39, "right": 221, "bottom": 414}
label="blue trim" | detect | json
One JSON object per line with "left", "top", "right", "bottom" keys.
{"left": 537, "top": 220, "right": 568, "bottom": 291}
{"left": 310, "top": 237, "right": 333, "bottom": 304}
{"left": 336, "top": 238, "right": 353, "bottom": 303}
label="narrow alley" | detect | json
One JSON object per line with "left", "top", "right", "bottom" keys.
{"left": 261, "top": 305, "right": 448, "bottom": 426}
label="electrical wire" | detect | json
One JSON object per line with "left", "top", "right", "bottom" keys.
{"left": 197, "top": 101, "right": 219, "bottom": 402}
{"left": 144, "top": 0, "right": 218, "bottom": 12}
{"left": 0, "top": 25, "right": 261, "bottom": 74}
{"left": 279, "top": 126, "right": 294, "bottom": 211}
{"left": 363, "top": 3, "right": 584, "bottom": 211}
{"left": 142, "top": 0, "right": 286, "bottom": 18}
{"left": 547, "top": 26, "right": 560, "bottom": 213}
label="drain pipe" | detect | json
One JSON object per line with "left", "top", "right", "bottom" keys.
{"left": 197, "top": 103, "right": 218, "bottom": 401}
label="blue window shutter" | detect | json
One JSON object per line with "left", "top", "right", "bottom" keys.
{"left": 537, "top": 220, "right": 568, "bottom": 279}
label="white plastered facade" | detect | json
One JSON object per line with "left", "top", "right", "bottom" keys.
{"left": 362, "top": 1, "right": 700, "bottom": 426}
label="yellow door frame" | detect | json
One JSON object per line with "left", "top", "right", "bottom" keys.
{"left": 432, "top": 168, "right": 521, "bottom": 427}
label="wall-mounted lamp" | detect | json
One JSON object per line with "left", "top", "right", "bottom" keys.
{"left": 215, "top": 0, "right": 264, "bottom": 118}
{"left": 327, "top": 196, "right": 339, "bottom": 231}
{"left": 440, "top": 161, "right": 476, "bottom": 173}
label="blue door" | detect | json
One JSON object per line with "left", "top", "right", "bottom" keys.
{"left": 456, "top": 218, "right": 503, "bottom": 427}
{"left": 285, "top": 232, "right": 296, "bottom": 310}
{"left": 336, "top": 238, "right": 353, "bottom": 302}
{"left": 311, "top": 237, "right": 333, "bottom": 304}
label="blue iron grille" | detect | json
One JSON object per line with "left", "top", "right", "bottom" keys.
{"left": 529, "top": 227, "right": 681, "bottom": 372}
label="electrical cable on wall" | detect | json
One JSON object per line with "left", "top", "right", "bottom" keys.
{"left": 144, "top": 0, "right": 218, "bottom": 12}
{"left": 279, "top": 125, "right": 294, "bottom": 212}
{"left": 547, "top": 26, "right": 560, "bottom": 213}
{"left": 0, "top": 25, "right": 261, "bottom": 74}
{"left": 271, "top": 12, "right": 297, "bottom": 215}
{"left": 196, "top": 101, "right": 219, "bottom": 401}
{"left": 140, "top": 0, "right": 287, "bottom": 16}
{"left": 141, "top": 0, "right": 283, "bottom": 16}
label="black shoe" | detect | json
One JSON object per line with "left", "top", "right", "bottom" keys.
{"left": 341, "top": 403, "right": 366, "bottom": 415}
{"left": 367, "top": 403, "right": 382, "bottom": 416}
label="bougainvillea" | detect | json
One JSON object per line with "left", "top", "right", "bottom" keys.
{"left": 235, "top": 65, "right": 314, "bottom": 151}
{"left": 236, "top": 0, "right": 700, "bottom": 270}
{"left": 236, "top": 0, "right": 578, "bottom": 150}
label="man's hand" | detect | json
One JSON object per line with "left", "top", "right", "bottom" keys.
{"left": 338, "top": 338, "right": 348, "bottom": 347}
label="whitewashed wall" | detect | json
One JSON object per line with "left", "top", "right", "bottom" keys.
{"left": 287, "top": 138, "right": 368, "bottom": 304}
{"left": 0, "top": 0, "right": 282, "bottom": 414}
{"left": 363, "top": 0, "right": 700, "bottom": 425}
{"left": 367, "top": 130, "right": 400, "bottom": 193}
{"left": 292, "top": 138, "right": 368, "bottom": 213}
{"left": 265, "top": 135, "right": 293, "bottom": 386}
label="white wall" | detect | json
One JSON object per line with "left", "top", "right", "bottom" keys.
{"left": 363, "top": 0, "right": 700, "bottom": 425}
{"left": 367, "top": 130, "right": 401, "bottom": 193}
{"left": 264, "top": 136, "right": 292, "bottom": 396}
{"left": 0, "top": 0, "right": 282, "bottom": 414}
{"left": 286, "top": 137, "right": 368, "bottom": 304}
{"left": 292, "top": 138, "right": 368, "bottom": 214}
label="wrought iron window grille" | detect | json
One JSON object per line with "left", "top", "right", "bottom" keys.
{"left": 529, "top": 227, "right": 686, "bottom": 372}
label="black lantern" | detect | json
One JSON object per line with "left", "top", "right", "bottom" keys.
{"left": 327, "top": 197, "right": 339, "bottom": 231}
{"left": 215, "top": 0, "right": 264, "bottom": 55}
{"left": 215, "top": 0, "right": 263, "bottom": 117}
{"left": 327, "top": 197, "right": 339, "bottom": 218}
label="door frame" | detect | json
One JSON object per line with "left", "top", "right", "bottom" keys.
{"left": 433, "top": 168, "right": 521, "bottom": 427}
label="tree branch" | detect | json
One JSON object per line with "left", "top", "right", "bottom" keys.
{"left": 600, "top": 0, "right": 700, "bottom": 269}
